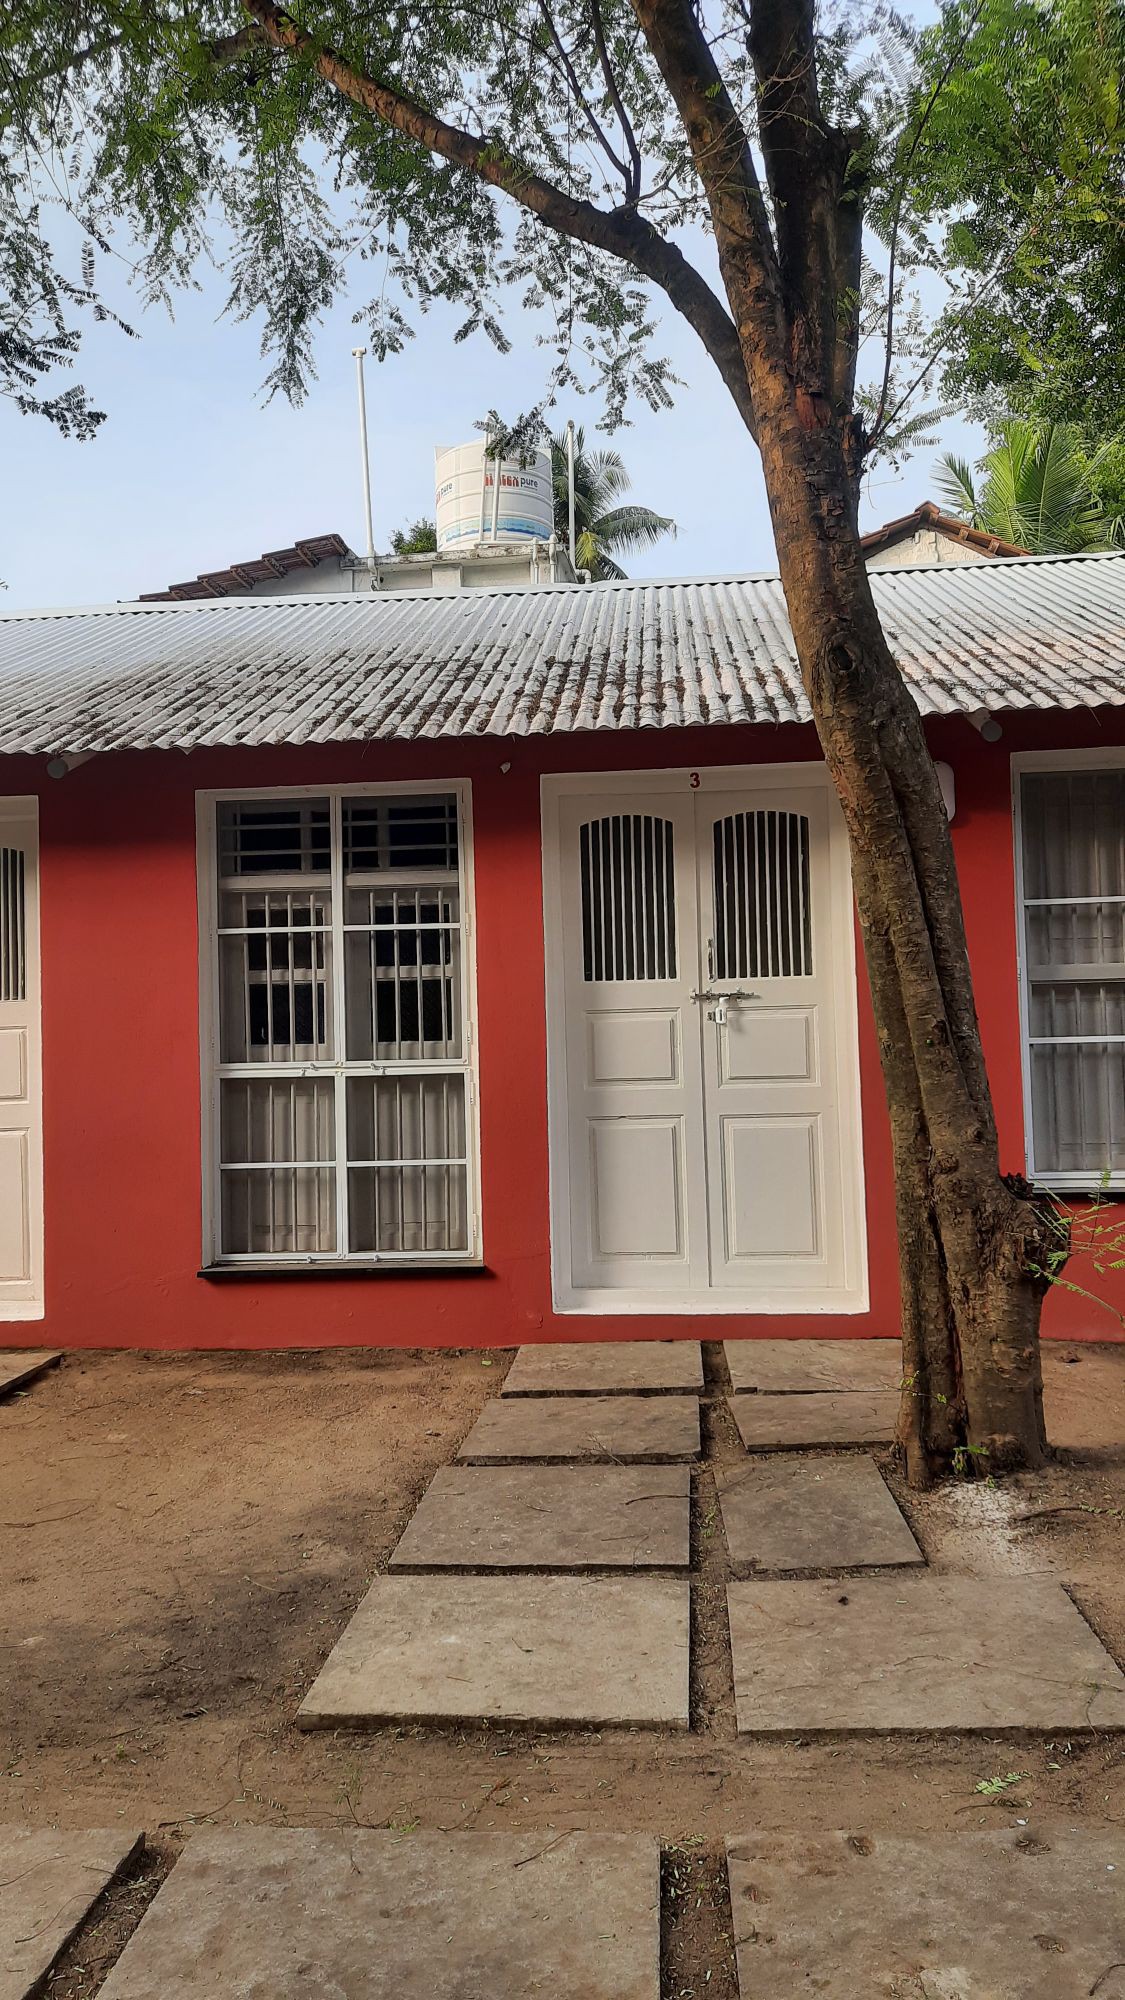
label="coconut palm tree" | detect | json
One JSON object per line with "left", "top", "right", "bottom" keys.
{"left": 935, "top": 420, "right": 1112, "bottom": 554}
{"left": 550, "top": 427, "right": 676, "bottom": 579}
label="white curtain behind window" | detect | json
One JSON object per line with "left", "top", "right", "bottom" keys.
{"left": 1021, "top": 769, "right": 1125, "bottom": 1179}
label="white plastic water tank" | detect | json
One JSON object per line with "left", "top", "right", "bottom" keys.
{"left": 434, "top": 441, "right": 554, "bottom": 550}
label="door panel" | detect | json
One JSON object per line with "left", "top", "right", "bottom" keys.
{"left": 721, "top": 1114, "right": 821, "bottom": 1260}
{"left": 720, "top": 1006, "right": 816, "bottom": 1084}
{"left": 558, "top": 793, "right": 708, "bottom": 1291}
{"left": 588, "top": 1010, "right": 679, "bottom": 1085}
{"left": 0, "top": 804, "right": 42, "bottom": 1317}
{"left": 590, "top": 1118, "right": 685, "bottom": 1257}
{"left": 699, "top": 787, "right": 845, "bottom": 1292}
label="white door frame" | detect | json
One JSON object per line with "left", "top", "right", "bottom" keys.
{"left": 541, "top": 762, "right": 868, "bottom": 1314}
{"left": 0, "top": 796, "right": 44, "bottom": 1321}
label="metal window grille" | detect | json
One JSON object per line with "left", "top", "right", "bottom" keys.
{"left": 1019, "top": 768, "right": 1125, "bottom": 1181}
{"left": 0, "top": 847, "right": 26, "bottom": 1003}
{"left": 579, "top": 814, "right": 677, "bottom": 981}
{"left": 213, "top": 791, "right": 473, "bottom": 1260}
{"left": 712, "top": 811, "right": 812, "bottom": 979}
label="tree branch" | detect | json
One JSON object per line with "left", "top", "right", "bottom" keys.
{"left": 536, "top": 2, "right": 632, "bottom": 194}
{"left": 872, "top": 0, "right": 988, "bottom": 438}
{"left": 627, "top": 0, "right": 784, "bottom": 381}
{"left": 588, "top": 0, "right": 643, "bottom": 203}
{"left": 746, "top": 0, "right": 865, "bottom": 424}
{"left": 236, "top": 0, "right": 757, "bottom": 437}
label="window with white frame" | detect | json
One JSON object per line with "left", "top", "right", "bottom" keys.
{"left": 205, "top": 786, "right": 477, "bottom": 1262}
{"left": 1017, "top": 761, "right": 1125, "bottom": 1185}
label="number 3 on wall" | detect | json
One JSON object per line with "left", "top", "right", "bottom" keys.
{"left": 688, "top": 771, "right": 701, "bottom": 789}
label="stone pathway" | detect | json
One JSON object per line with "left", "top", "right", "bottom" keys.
{"left": 727, "top": 1574, "right": 1125, "bottom": 1733}
{"left": 457, "top": 1393, "right": 700, "bottom": 1461}
{"left": 0, "top": 1351, "right": 60, "bottom": 1400}
{"left": 725, "top": 1337, "right": 902, "bottom": 1393}
{"left": 726, "top": 1828, "right": 1125, "bottom": 1998}
{"left": 0, "top": 1825, "right": 141, "bottom": 2000}
{"left": 301, "top": 1337, "right": 1125, "bottom": 1743}
{"left": 501, "top": 1340, "right": 703, "bottom": 1395}
{"left": 389, "top": 1464, "right": 691, "bottom": 1570}
{"left": 96, "top": 1829, "right": 661, "bottom": 2000}
{"left": 297, "top": 1574, "right": 691, "bottom": 1729}
{"left": 716, "top": 1455, "right": 922, "bottom": 1572}
{"left": 6, "top": 1337, "right": 1125, "bottom": 1998}
{"left": 728, "top": 1389, "right": 899, "bottom": 1450}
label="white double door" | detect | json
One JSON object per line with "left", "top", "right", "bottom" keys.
{"left": 548, "top": 768, "right": 866, "bottom": 1311}
{"left": 0, "top": 800, "right": 43, "bottom": 1320}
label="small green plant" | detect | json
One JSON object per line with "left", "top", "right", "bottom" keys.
{"left": 951, "top": 1441, "right": 991, "bottom": 1478}
{"left": 1028, "top": 1175, "right": 1125, "bottom": 1325}
{"left": 974, "top": 1771, "right": 1028, "bottom": 1796}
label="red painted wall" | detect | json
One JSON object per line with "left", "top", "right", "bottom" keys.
{"left": 2, "top": 708, "right": 1122, "bottom": 1349}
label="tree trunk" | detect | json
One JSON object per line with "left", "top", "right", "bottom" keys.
{"left": 623, "top": 0, "right": 1064, "bottom": 1481}
{"left": 752, "top": 405, "right": 1056, "bottom": 1480}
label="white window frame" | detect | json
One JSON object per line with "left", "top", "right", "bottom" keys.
{"left": 1012, "top": 747, "right": 1125, "bottom": 1191}
{"left": 196, "top": 779, "right": 481, "bottom": 1266}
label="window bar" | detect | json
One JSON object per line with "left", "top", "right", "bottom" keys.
{"left": 365, "top": 891, "right": 376, "bottom": 1058}
{"left": 637, "top": 817, "right": 649, "bottom": 980}
{"left": 329, "top": 794, "right": 347, "bottom": 1259}
{"left": 734, "top": 812, "right": 747, "bottom": 980}
{"left": 416, "top": 1080, "right": 424, "bottom": 1248}
{"left": 793, "top": 816, "right": 805, "bottom": 975}
{"left": 242, "top": 898, "right": 253, "bottom": 1059}
{"left": 652, "top": 816, "right": 660, "bottom": 980}
{"left": 779, "top": 814, "right": 793, "bottom": 978}
{"left": 766, "top": 811, "right": 778, "bottom": 977}
{"left": 415, "top": 885, "right": 424, "bottom": 1057}
{"left": 397, "top": 1071, "right": 406, "bottom": 1254}
{"left": 287, "top": 892, "right": 298, "bottom": 1059}
{"left": 444, "top": 1075, "right": 452, "bottom": 1249}
{"left": 747, "top": 811, "right": 758, "bottom": 978}
{"left": 393, "top": 888, "right": 403, "bottom": 1061}
{"left": 579, "top": 823, "right": 593, "bottom": 980}
{"left": 597, "top": 820, "right": 608, "bottom": 977}
{"left": 664, "top": 818, "right": 676, "bottom": 979}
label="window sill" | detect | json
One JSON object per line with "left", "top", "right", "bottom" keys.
{"left": 198, "top": 1260, "right": 489, "bottom": 1281}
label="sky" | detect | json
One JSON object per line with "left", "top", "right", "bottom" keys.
{"left": 0, "top": 187, "right": 982, "bottom": 612}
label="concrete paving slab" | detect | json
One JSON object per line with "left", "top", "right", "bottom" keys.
{"left": 727, "top": 1574, "right": 1125, "bottom": 1733}
{"left": 726, "top": 1827, "right": 1124, "bottom": 1998}
{"left": 502, "top": 1341, "right": 702, "bottom": 1396}
{"left": 0, "top": 1825, "right": 142, "bottom": 2000}
{"left": 0, "top": 1352, "right": 60, "bottom": 1399}
{"left": 298, "top": 1574, "right": 690, "bottom": 1729}
{"left": 458, "top": 1394, "right": 701, "bottom": 1462}
{"left": 97, "top": 1828, "right": 660, "bottom": 2000}
{"left": 725, "top": 1338, "right": 902, "bottom": 1394}
{"left": 728, "top": 1391, "right": 898, "bottom": 1450}
{"left": 390, "top": 1464, "right": 690, "bottom": 1570}
{"left": 716, "top": 1455, "right": 922, "bottom": 1572}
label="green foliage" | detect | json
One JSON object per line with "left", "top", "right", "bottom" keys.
{"left": 548, "top": 425, "right": 674, "bottom": 579}
{"left": 905, "top": 0, "right": 1125, "bottom": 438}
{"left": 388, "top": 516, "right": 437, "bottom": 555}
{"left": 934, "top": 419, "right": 1115, "bottom": 551}
{"left": 0, "top": 0, "right": 1121, "bottom": 470}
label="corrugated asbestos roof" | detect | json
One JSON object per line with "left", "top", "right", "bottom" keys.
{"left": 1, "top": 551, "right": 1123, "bottom": 756}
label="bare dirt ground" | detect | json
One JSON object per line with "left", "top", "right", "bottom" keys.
{"left": 1, "top": 1340, "right": 1123, "bottom": 1998}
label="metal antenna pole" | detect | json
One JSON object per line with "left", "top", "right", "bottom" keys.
{"left": 352, "top": 347, "right": 376, "bottom": 565}
{"left": 565, "top": 419, "right": 577, "bottom": 571}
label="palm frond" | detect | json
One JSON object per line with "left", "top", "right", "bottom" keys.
{"left": 933, "top": 453, "right": 980, "bottom": 522}
{"left": 593, "top": 503, "right": 677, "bottom": 551}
